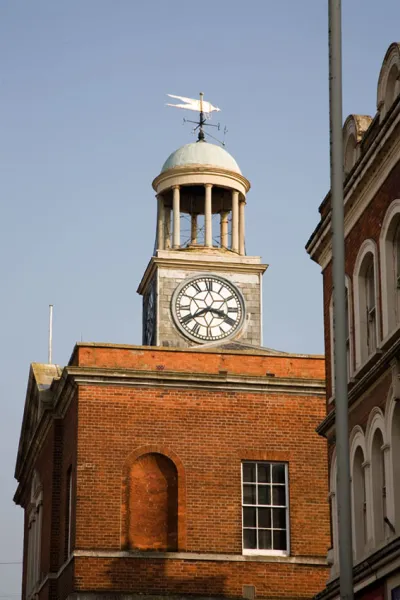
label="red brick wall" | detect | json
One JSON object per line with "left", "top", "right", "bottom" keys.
{"left": 74, "top": 556, "right": 327, "bottom": 599}
{"left": 75, "top": 383, "right": 328, "bottom": 558}
{"left": 21, "top": 345, "right": 329, "bottom": 600}
{"left": 67, "top": 343, "right": 330, "bottom": 599}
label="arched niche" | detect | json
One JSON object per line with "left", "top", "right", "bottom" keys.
{"left": 121, "top": 446, "right": 186, "bottom": 551}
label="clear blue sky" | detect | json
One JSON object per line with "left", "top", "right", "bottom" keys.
{"left": 0, "top": 1, "right": 398, "bottom": 595}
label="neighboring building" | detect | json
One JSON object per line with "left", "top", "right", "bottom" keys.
{"left": 15, "top": 135, "right": 330, "bottom": 600}
{"left": 306, "top": 42, "right": 400, "bottom": 600}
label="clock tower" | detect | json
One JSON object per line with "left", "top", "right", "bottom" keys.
{"left": 138, "top": 139, "right": 267, "bottom": 348}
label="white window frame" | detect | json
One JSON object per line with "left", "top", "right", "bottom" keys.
{"left": 349, "top": 426, "right": 369, "bottom": 562}
{"left": 380, "top": 200, "right": 400, "bottom": 340}
{"left": 329, "top": 450, "right": 339, "bottom": 576}
{"left": 241, "top": 461, "right": 289, "bottom": 557}
{"left": 329, "top": 276, "right": 354, "bottom": 400}
{"left": 353, "top": 240, "right": 380, "bottom": 369}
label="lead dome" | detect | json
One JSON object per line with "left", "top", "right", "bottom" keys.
{"left": 161, "top": 141, "right": 241, "bottom": 174}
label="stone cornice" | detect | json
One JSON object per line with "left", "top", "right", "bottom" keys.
{"left": 317, "top": 333, "right": 400, "bottom": 437}
{"left": 73, "top": 549, "right": 327, "bottom": 566}
{"left": 152, "top": 164, "right": 251, "bottom": 193}
{"left": 137, "top": 255, "right": 268, "bottom": 295}
{"left": 64, "top": 365, "right": 325, "bottom": 397}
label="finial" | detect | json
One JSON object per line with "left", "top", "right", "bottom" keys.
{"left": 166, "top": 93, "right": 227, "bottom": 145}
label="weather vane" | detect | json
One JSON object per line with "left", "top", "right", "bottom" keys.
{"left": 166, "top": 92, "right": 227, "bottom": 145}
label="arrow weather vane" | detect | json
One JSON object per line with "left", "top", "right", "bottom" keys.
{"left": 166, "top": 92, "right": 226, "bottom": 144}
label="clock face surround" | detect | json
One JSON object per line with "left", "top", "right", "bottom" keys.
{"left": 171, "top": 274, "right": 245, "bottom": 343}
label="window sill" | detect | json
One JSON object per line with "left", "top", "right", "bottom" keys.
{"left": 242, "top": 549, "right": 288, "bottom": 557}
{"left": 380, "top": 323, "right": 400, "bottom": 352}
{"left": 353, "top": 348, "right": 382, "bottom": 380}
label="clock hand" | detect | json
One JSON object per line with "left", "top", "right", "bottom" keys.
{"left": 192, "top": 307, "right": 209, "bottom": 318}
{"left": 209, "top": 308, "right": 227, "bottom": 318}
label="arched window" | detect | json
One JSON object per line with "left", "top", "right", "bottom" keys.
{"left": 329, "top": 278, "right": 353, "bottom": 397}
{"left": 128, "top": 453, "right": 178, "bottom": 551}
{"left": 352, "top": 446, "right": 367, "bottom": 560}
{"left": 392, "top": 402, "right": 400, "bottom": 531}
{"left": 380, "top": 201, "right": 400, "bottom": 338}
{"left": 371, "top": 429, "right": 386, "bottom": 545}
{"left": 354, "top": 242, "right": 379, "bottom": 368}
{"left": 26, "top": 471, "right": 42, "bottom": 597}
{"left": 329, "top": 452, "right": 339, "bottom": 572}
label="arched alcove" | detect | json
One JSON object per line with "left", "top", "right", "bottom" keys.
{"left": 128, "top": 453, "right": 178, "bottom": 551}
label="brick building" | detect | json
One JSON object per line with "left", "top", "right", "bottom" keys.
{"left": 15, "top": 130, "right": 330, "bottom": 600}
{"left": 306, "top": 43, "right": 400, "bottom": 600}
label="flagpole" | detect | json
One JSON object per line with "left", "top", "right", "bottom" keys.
{"left": 328, "top": 1, "right": 354, "bottom": 599}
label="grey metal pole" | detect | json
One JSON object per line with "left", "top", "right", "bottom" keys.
{"left": 328, "top": 2, "right": 354, "bottom": 599}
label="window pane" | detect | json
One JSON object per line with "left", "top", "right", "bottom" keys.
{"left": 273, "top": 508, "right": 286, "bottom": 529}
{"left": 258, "top": 507, "right": 271, "bottom": 528}
{"left": 258, "top": 486, "right": 271, "bottom": 505}
{"left": 243, "top": 485, "right": 256, "bottom": 505}
{"left": 272, "top": 464, "right": 285, "bottom": 484}
{"left": 273, "top": 529, "right": 287, "bottom": 551}
{"left": 272, "top": 485, "right": 286, "bottom": 506}
{"left": 243, "top": 529, "right": 257, "bottom": 549}
{"left": 258, "top": 529, "right": 272, "bottom": 550}
{"left": 258, "top": 463, "right": 270, "bottom": 483}
{"left": 243, "top": 507, "right": 256, "bottom": 528}
{"left": 243, "top": 463, "right": 256, "bottom": 483}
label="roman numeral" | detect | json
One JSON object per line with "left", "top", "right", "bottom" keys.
{"left": 180, "top": 304, "right": 191, "bottom": 311}
{"left": 224, "top": 316, "right": 236, "bottom": 327}
{"left": 192, "top": 282, "right": 201, "bottom": 293}
{"left": 229, "top": 307, "right": 238, "bottom": 313}
{"left": 192, "top": 323, "right": 200, "bottom": 335}
{"left": 205, "top": 280, "right": 213, "bottom": 291}
{"left": 225, "top": 295, "right": 234, "bottom": 301}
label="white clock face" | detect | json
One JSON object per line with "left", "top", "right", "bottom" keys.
{"left": 172, "top": 275, "right": 245, "bottom": 343}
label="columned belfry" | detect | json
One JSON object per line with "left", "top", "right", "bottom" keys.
{"left": 138, "top": 139, "right": 267, "bottom": 348}
{"left": 154, "top": 154, "right": 246, "bottom": 254}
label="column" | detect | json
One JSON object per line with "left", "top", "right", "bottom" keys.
{"left": 231, "top": 190, "right": 239, "bottom": 252}
{"left": 239, "top": 197, "right": 246, "bottom": 255}
{"left": 220, "top": 211, "right": 229, "bottom": 248}
{"left": 205, "top": 184, "right": 213, "bottom": 247}
{"left": 164, "top": 207, "right": 171, "bottom": 249}
{"left": 156, "top": 194, "right": 165, "bottom": 250}
{"left": 191, "top": 214, "right": 197, "bottom": 244}
{"left": 172, "top": 185, "right": 180, "bottom": 249}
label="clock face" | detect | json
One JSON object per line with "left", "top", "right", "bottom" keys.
{"left": 172, "top": 275, "right": 245, "bottom": 343}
